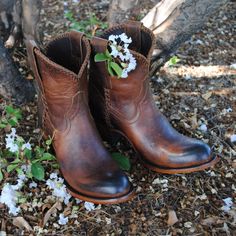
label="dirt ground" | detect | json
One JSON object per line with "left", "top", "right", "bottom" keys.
{"left": 0, "top": 0, "right": 235, "bottom": 235}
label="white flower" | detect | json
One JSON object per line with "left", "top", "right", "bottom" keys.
{"left": 121, "top": 70, "right": 128, "bottom": 78}
{"left": 0, "top": 183, "right": 20, "bottom": 216}
{"left": 21, "top": 164, "right": 31, "bottom": 175}
{"left": 221, "top": 197, "right": 233, "bottom": 212}
{"left": 76, "top": 199, "right": 82, "bottom": 204}
{"left": 46, "top": 174, "right": 71, "bottom": 204}
{"left": 50, "top": 172, "right": 58, "bottom": 179}
{"left": 5, "top": 128, "right": 19, "bottom": 153}
{"left": 126, "top": 56, "right": 137, "bottom": 72}
{"left": 22, "top": 141, "right": 31, "bottom": 150}
{"left": 108, "top": 35, "right": 118, "bottom": 44}
{"left": 230, "top": 63, "right": 236, "bottom": 70}
{"left": 226, "top": 107, "right": 232, "bottom": 113}
{"left": 9, "top": 128, "right": 17, "bottom": 137}
{"left": 119, "top": 33, "right": 132, "bottom": 44}
{"left": 84, "top": 202, "right": 95, "bottom": 211}
{"left": 29, "top": 181, "right": 38, "bottom": 188}
{"left": 58, "top": 213, "right": 68, "bottom": 225}
{"left": 110, "top": 45, "right": 119, "bottom": 58}
{"left": 107, "top": 33, "right": 137, "bottom": 78}
{"left": 0, "top": 172, "right": 27, "bottom": 216}
{"left": 7, "top": 143, "right": 19, "bottom": 153}
{"left": 199, "top": 124, "right": 207, "bottom": 132}
{"left": 230, "top": 134, "right": 236, "bottom": 143}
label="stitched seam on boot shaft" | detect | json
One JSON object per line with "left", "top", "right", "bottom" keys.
{"left": 107, "top": 74, "right": 150, "bottom": 124}
{"left": 104, "top": 88, "right": 113, "bottom": 129}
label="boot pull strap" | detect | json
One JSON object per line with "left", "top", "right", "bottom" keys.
{"left": 70, "top": 30, "right": 85, "bottom": 71}
{"left": 25, "top": 40, "right": 44, "bottom": 92}
{"left": 90, "top": 36, "right": 108, "bottom": 54}
{"left": 124, "top": 21, "right": 142, "bottom": 52}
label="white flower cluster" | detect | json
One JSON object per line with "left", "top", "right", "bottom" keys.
{"left": 108, "top": 33, "right": 137, "bottom": 78}
{"left": 5, "top": 128, "right": 19, "bottom": 153}
{"left": 84, "top": 201, "right": 95, "bottom": 211}
{"left": 58, "top": 213, "right": 68, "bottom": 225}
{"left": 221, "top": 197, "right": 233, "bottom": 212}
{"left": 152, "top": 177, "right": 169, "bottom": 192}
{"left": 5, "top": 128, "right": 31, "bottom": 153}
{"left": 0, "top": 173, "right": 27, "bottom": 216}
{"left": 46, "top": 172, "right": 71, "bottom": 204}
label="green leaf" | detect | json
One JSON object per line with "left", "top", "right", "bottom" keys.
{"left": 107, "top": 61, "right": 115, "bottom": 76}
{"left": 16, "top": 167, "right": 24, "bottom": 175}
{"left": 14, "top": 111, "right": 22, "bottom": 120}
{"left": 31, "top": 163, "right": 45, "bottom": 180}
{"left": 42, "top": 153, "right": 55, "bottom": 161}
{"left": 46, "top": 138, "right": 52, "bottom": 146}
{"left": 64, "top": 11, "right": 73, "bottom": 19}
{"left": 24, "top": 149, "right": 32, "bottom": 159}
{"left": 11, "top": 158, "right": 21, "bottom": 164}
{"left": 110, "top": 62, "right": 123, "bottom": 78}
{"left": 35, "top": 146, "right": 45, "bottom": 157}
{"left": 32, "top": 152, "right": 55, "bottom": 163}
{"left": 9, "top": 117, "right": 18, "bottom": 126}
{"left": 7, "top": 164, "right": 18, "bottom": 173}
{"left": 5, "top": 105, "right": 15, "bottom": 114}
{"left": 0, "top": 123, "right": 7, "bottom": 129}
{"left": 105, "top": 49, "right": 112, "bottom": 58}
{"left": 0, "top": 169, "right": 3, "bottom": 181}
{"left": 94, "top": 53, "right": 108, "bottom": 62}
{"left": 111, "top": 152, "right": 131, "bottom": 171}
{"left": 168, "top": 56, "right": 180, "bottom": 67}
{"left": 18, "top": 197, "right": 27, "bottom": 204}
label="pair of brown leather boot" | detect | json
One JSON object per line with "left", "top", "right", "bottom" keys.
{"left": 26, "top": 21, "right": 219, "bottom": 204}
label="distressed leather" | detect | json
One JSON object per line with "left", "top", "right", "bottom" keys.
{"left": 89, "top": 22, "right": 218, "bottom": 173}
{"left": 26, "top": 31, "right": 133, "bottom": 202}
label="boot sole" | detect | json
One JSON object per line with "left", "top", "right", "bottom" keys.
{"left": 64, "top": 180, "right": 136, "bottom": 204}
{"left": 102, "top": 128, "right": 220, "bottom": 174}
{"left": 140, "top": 154, "right": 220, "bottom": 174}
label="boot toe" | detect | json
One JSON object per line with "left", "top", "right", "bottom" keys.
{"left": 97, "top": 171, "right": 131, "bottom": 197}
{"left": 77, "top": 171, "right": 132, "bottom": 199}
{"left": 168, "top": 141, "right": 213, "bottom": 168}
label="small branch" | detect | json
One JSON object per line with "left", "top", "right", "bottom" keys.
{"left": 171, "top": 87, "right": 236, "bottom": 97}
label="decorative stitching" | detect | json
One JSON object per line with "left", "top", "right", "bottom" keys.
{"left": 104, "top": 88, "right": 113, "bottom": 129}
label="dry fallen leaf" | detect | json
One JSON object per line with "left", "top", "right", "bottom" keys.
{"left": 12, "top": 217, "right": 32, "bottom": 231}
{"left": 202, "top": 91, "right": 212, "bottom": 100}
{"left": 42, "top": 201, "right": 62, "bottom": 227}
{"left": 167, "top": 210, "right": 178, "bottom": 226}
{"left": 201, "top": 216, "right": 219, "bottom": 226}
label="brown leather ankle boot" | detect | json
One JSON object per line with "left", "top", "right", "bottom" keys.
{"left": 26, "top": 31, "right": 134, "bottom": 204}
{"left": 89, "top": 21, "right": 219, "bottom": 174}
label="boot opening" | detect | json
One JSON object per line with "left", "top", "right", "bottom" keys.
{"left": 45, "top": 35, "right": 87, "bottom": 74}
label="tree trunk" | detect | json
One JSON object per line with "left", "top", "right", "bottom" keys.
{"left": 108, "top": 0, "right": 229, "bottom": 75}
{"left": 0, "top": 39, "right": 35, "bottom": 104}
{"left": 0, "top": 0, "right": 41, "bottom": 104}
{"left": 107, "top": 0, "right": 143, "bottom": 27}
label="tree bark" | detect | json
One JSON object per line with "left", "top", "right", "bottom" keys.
{"left": 108, "top": 0, "right": 229, "bottom": 75}
{"left": 0, "top": 39, "right": 35, "bottom": 104}
{"left": 0, "top": 0, "right": 41, "bottom": 104}
{"left": 108, "top": 0, "right": 143, "bottom": 27}
{"left": 141, "top": 0, "right": 229, "bottom": 75}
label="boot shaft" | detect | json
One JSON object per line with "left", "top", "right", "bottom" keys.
{"left": 89, "top": 22, "right": 155, "bottom": 122}
{"left": 27, "top": 31, "right": 91, "bottom": 133}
